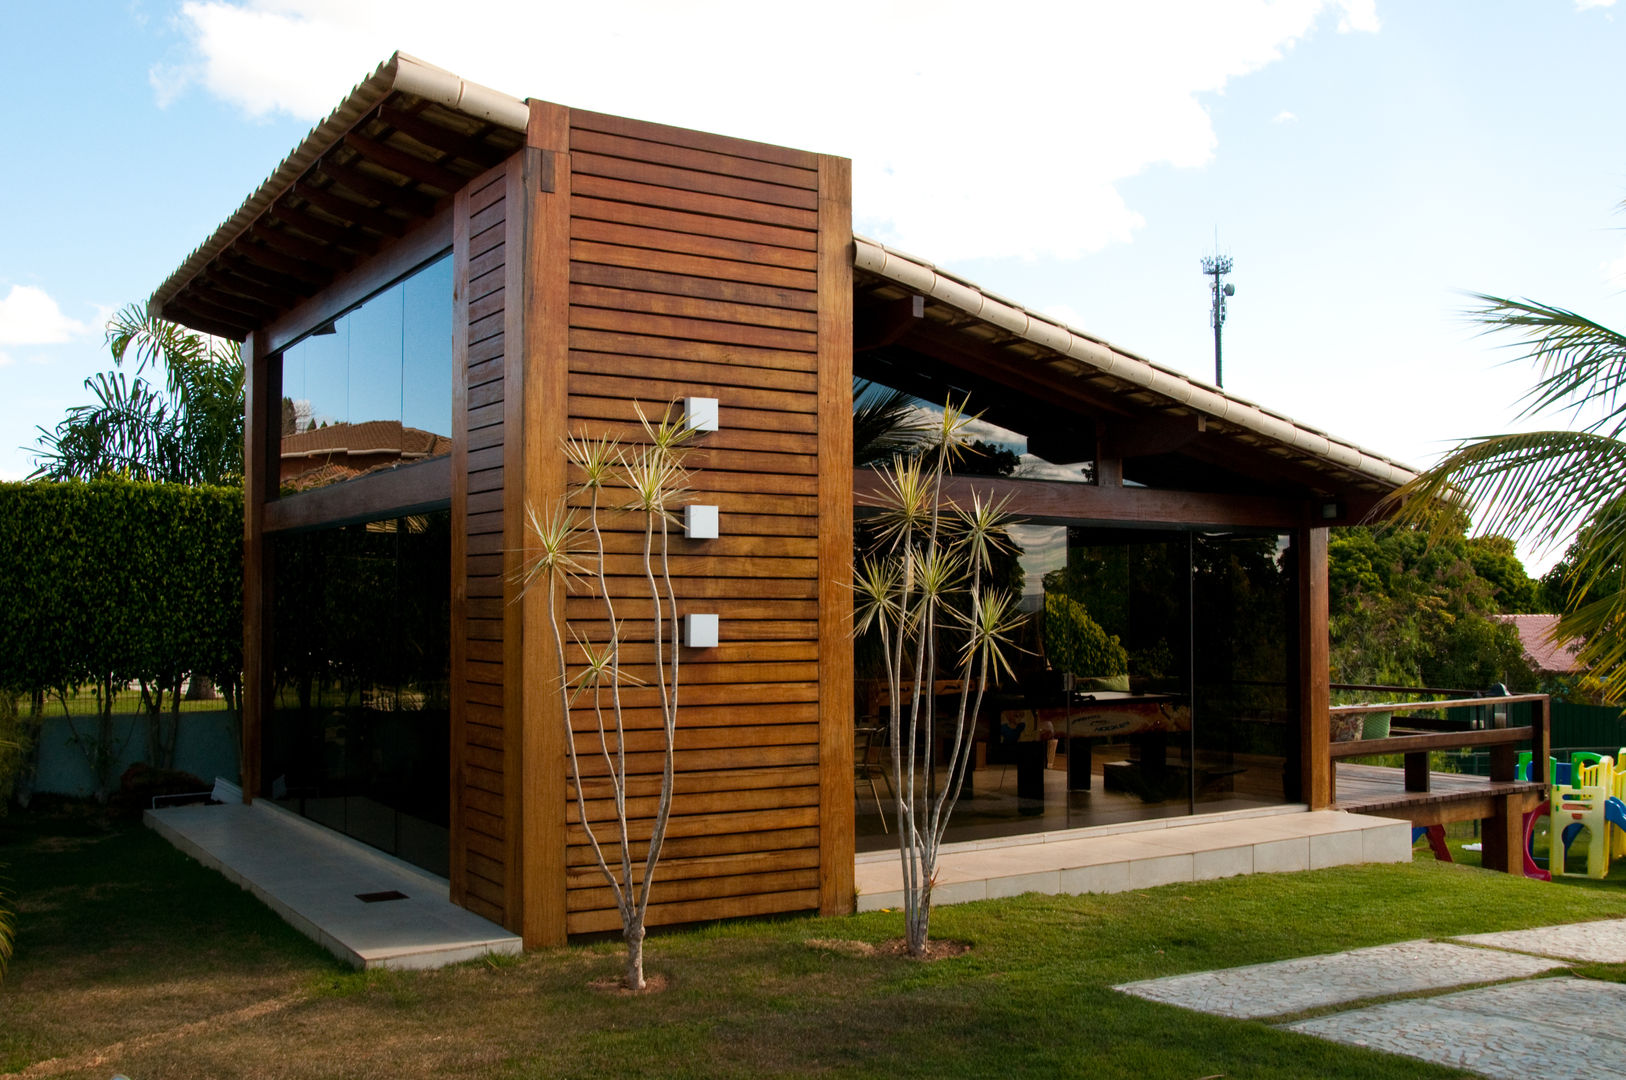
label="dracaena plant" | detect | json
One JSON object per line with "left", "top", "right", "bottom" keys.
{"left": 854, "top": 398, "right": 1024, "bottom": 958}
{"left": 521, "top": 403, "right": 698, "bottom": 991}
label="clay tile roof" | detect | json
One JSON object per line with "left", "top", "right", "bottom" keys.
{"left": 1493, "top": 613, "right": 1584, "bottom": 675}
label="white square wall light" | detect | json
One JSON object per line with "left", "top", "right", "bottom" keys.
{"left": 684, "top": 504, "right": 719, "bottom": 540}
{"left": 682, "top": 396, "right": 720, "bottom": 432}
{"left": 684, "top": 613, "right": 719, "bottom": 649}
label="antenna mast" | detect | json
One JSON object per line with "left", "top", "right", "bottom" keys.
{"left": 1200, "top": 251, "right": 1235, "bottom": 388}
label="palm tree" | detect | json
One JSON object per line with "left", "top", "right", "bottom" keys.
{"left": 1385, "top": 291, "right": 1626, "bottom": 702}
{"left": 31, "top": 306, "right": 243, "bottom": 485}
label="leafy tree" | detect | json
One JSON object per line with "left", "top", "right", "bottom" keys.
{"left": 31, "top": 306, "right": 243, "bottom": 486}
{"left": 1384, "top": 270, "right": 1626, "bottom": 701}
{"left": 1329, "top": 514, "right": 1536, "bottom": 692}
{"left": 1042, "top": 593, "right": 1127, "bottom": 679}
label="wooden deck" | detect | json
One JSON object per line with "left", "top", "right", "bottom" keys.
{"left": 1331, "top": 763, "right": 1546, "bottom": 874}
{"left": 1331, "top": 763, "right": 1545, "bottom": 822}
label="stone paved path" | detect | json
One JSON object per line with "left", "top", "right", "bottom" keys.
{"left": 1285, "top": 979, "right": 1626, "bottom": 1080}
{"left": 1114, "top": 941, "right": 1562, "bottom": 1020}
{"left": 1456, "top": 918, "right": 1626, "bottom": 965}
{"left": 1113, "top": 919, "right": 1626, "bottom": 1078}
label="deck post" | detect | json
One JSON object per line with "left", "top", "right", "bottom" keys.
{"left": 1482, "top": 791, "right": 1540, "bottom": 875}
{"left": 1296, "top": 526, "right": 1331, "bottom": 808}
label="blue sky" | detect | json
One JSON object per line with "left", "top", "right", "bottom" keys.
{"left": 3, "top": 1, "right": 1624, "bottom": 571}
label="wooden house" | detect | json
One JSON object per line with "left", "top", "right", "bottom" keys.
{"left": 149, "top": 53, "right": 1446, "bottom": 949}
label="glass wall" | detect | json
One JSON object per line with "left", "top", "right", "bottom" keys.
{"left": 854, "top": 519, "right": 1296, "bottom": 850}
{"left": 277, "top": 254, "right": 453, "bottom": 494}
{"left": 265, "top": 512, "right": 451, "bottom": 875}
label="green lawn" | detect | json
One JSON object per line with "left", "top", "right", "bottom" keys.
{"left": 2, "top": 803, "right": 1624, "bottom": 1079}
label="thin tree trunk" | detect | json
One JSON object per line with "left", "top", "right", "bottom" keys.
{"left": 624, "top": 922, "right": 646, "bottom": 991}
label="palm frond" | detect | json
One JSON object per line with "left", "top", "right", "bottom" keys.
{"left": 1466, "top": 294, "right": 1626, "bottom": 438}
{"left": 853, "top": 380, "right": 931, "bottom": 466}
{"left": 1381, "top": 430, "right": 1626, "bottom": 558}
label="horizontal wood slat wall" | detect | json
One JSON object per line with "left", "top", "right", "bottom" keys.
{"left": 558, "top": 110, "right": 837, "bottom": 935}
{"left": 450, "top": 156, "right": 518, "bottom": 930}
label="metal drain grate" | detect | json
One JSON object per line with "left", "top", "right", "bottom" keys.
{"left": 355, "top": 890, "right": 409, "bottom": 903}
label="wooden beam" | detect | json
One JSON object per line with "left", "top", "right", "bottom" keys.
{"left": 261, "top": 205, "right": 456, "bottom": 355}
{"left": 853, "top": 293, "right": 921, "bottom": 352}
{"left": 316, "top": 159, "right": 439, "bottom": 217}
{"left": 229, "top": 240, "right": 328, "bottom": 288}
{"left": 199, "top": 267, "right": 302, "bottom": 312}
{"left": 269, "top": 201, "right": 380, "bottom": 250}
{"left": 1330, "top": 726, "right": 1538, "bottom": 759}
{"left": 293, "top": 182, "right": 408, "bottom": 239}
{"left": 219, "top": 253, "right": 320, "bottom": 299}
{"left": 262, "top": 456, "right": 452, "bottom": 533}
{"left": 180, "top": 289, "right": 278, "bottom": 327}
{"left": 519, "top": 100, "right": 572, "bottom": 948}
{"left": 163, "top": 299, "right": 252, "bottom": 342}
{"left": 378, "top": 104, "right": 510, "bottom": 168}
{"left": 896, "top": 320, "right": 1136, "bottom": 421}
{"left": 343, "top": 131, "right": 467, "bottom": 192}
{"left": 853, "top": 468, "right": 1312, "bottom": 529}
{"left": 1103, "top": 414, "right": 1205, "bottom": 458}
{"left": 1298, "top": 526, "right": 1331, "bottom": 808}
{"left": 248, "top": 225, "right": 349, "bottom": 273}
{"left": 816, "top": 153, "right": 856, "bottom": 917}
{"left": 449, "top": 167, "right": 474, "bottom": 914}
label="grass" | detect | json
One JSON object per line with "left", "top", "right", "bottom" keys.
{"left": 2, "top": 804, "right": 1624, "bottom": 1080}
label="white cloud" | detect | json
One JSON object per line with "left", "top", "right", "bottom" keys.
{"left": 0, "top": 350, "right": 12, "bottom": 368}
{"left": 1577, "top": 0, "right": 1616, "bottom": 11}
{"left": 1273, "top": 110, "right": 1298, "bottom": 123}
{"left": 0, "top": 286, "right": 98, "bottom": 346}
{"left": 162, "top": 0, "right": 1380, "bottom": 261}
{"left": 1334, "top": 0, "right": 1381, "bottom": 32}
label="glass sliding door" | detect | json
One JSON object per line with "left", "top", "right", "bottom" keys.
{"left": 265, "top": 511, "right": 451, "bottom": 876}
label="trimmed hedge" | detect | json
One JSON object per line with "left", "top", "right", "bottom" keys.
{"left": 0, "top": 480, "right": 241, "bottom": 794}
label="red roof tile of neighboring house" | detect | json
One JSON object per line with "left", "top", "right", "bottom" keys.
{"left": 1493, "top": 613, "right": 1584, "bottom": 675}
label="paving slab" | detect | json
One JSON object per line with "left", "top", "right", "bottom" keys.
{"left": 1284, "top": 978, "right": 1626, "bottom": 1080}
{"left": 147, "top": 793, "right": 521, "bottom": 970}
{"left": 1455, "top": 918, "right": 1626, "bottom": 964}
{"left": 1114, "top": 941, "right": 1563, "bottom": 1020}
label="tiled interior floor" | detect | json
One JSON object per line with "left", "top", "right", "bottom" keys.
{"left": 147, "top": 782, "right": 520, "bottom": 970}
{"left": 856, "top": 748, "right": 1291, "bottom": 853}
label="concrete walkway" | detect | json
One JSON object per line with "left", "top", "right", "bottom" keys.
{"left": 855, "top": 807, "right": 1411, "bottom": 911}
{"left": 1116, "top": 918, "right": 1626, "bottom": 1079}
{"left": 147, "top": 782, "right": 520, "bottom": 970}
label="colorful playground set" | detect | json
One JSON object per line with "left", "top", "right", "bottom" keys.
{"left": 1418, "top": 749, "right": 1626, "bottom": 881}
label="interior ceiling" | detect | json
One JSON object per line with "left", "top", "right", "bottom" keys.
{"left": 853, "top": 268, "right": 1388, "bottom": 502}
{"left": 155, "top": 92, "right": 523, "bottom": 341}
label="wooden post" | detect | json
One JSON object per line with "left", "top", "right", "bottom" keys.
{"left": 1481, "top": 793, "right": 1532, "bottom": 875}
{"left": 1404, "top": 752, "right": 1430, "bottom": 793}
{"left": 240, "top": 331, "right": 273, "bottom": 804}
{"left": 1529, "top": 695, "right": 1550, "bottom": 785}
{"left": 816, "top": 154, "right": 855, "bottom": 915}
{"left": 1296, "top": 526, "right": 1331, "bottom": 808}
{"left": 519, "top": 101, "right": 572, "bottom": 948}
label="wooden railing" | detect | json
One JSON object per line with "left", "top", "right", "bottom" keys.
{"left": 1327, "top": 694, "right": 1552, "bottom": 797}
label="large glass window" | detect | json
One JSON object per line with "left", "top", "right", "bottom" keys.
{"left": 278, "top": 254, "right": 453, "bottom": 494}
{"left": 265, "top": 511, "right": 451, "bottom": 875}
{"left": 854, "top": 518, "right": 1296, "bottom": 851}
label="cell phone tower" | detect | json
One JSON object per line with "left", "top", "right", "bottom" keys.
{"left": 1201, "top": 252, "right": 1235, "bottom": 388}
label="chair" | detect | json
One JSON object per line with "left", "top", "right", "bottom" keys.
{"left": 855, "top": 725, "right": 894, "bottom": 830}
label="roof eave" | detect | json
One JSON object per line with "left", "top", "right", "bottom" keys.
{"left": 147, "top": 51, "right": 529, "bottom": 327}
{"left": 852, "top": 234, "right": 1418, "bottom": 494}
